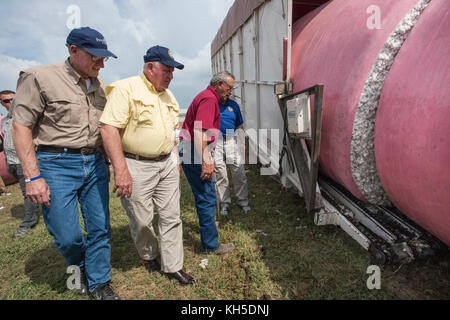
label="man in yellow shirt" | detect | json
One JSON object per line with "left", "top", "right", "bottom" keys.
{"left": 100, "top": 46, "right": 194, "bottom": 286}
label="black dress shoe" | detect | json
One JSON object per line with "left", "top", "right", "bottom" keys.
{"left": 144, "top": 259, "right": 161, "bottom": 273}
{"left": 165, "top": 270, "right": 195, "bottom": 286}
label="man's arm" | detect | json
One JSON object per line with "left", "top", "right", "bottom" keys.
{"left": 12, "top": 121, "right": 51, "bottom": 207}
{"left": 99, "top": 124, "right": 132, "bottom": 198}
{"left": 193, "top": 128, "right": 215, "bottom": 180}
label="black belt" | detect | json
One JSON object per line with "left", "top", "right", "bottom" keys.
{"left": 37, "top": 145, "right": 98, "bottom": 155}
{"left": 124, "top": 152, "right": 170, "bottom": 161}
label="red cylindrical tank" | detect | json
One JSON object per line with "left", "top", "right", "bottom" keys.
{"left": 291, "top": 0, "right": 449, "bottom": 245}
{"left": 375, "top": 0, "right": 450, "bottom": 245}
{"left": 291, "top": 0, "right": 418, "bottom": 200}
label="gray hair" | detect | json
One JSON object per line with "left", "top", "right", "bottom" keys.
{"left": 210, "top": 71, "right": 235, "bottom": 87}
{"left": 143, "top": 61, "right": 162, "bottom": 70}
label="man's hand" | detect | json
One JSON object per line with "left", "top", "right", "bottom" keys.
{"left": 113, "top": 169, "right": 133, "bottom": 199}
{"left": 200, "top": 162, "right": 216, "bottom": 180}
{"left": 100, "top": 124, "right": 133, "bottom": 199}
{"left": 12, "top": 122, "right": 51, "bottom": 206}
{"left": 26, "top": 178, "right": 51, "bottom": 208}
{"left": 200, "top": 151, "right": 216, "bottom": 180}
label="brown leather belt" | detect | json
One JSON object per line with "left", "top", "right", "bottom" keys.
{"left": 124, "top": 152, "right": 170, "bottom": 161}
{"left": 37, "top": 145, "right": 97, "bottom": 155}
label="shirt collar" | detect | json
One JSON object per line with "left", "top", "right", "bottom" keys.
{"left": 219, "top": 98, "right": 231, "bottom": 108}
{"left": 64, "top": 58, "right": 100, "bottom": 92}
{"left": 207, "top": 85, "right": 220, "bottom": 103}
{"left": 140, "top": 73, "right": 165, "bottom": 96}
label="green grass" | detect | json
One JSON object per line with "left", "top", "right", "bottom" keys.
{"left": 0, "top": 164, "right": 448, "bottom": 300}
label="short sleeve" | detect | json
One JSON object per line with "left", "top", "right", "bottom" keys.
{"left": 194, "top": 97, "right": 217, "bottom": 130}
{"left": 100, "top": 85, "right": 131, "bottom": 129}
{"left": 11, "top": 71, "right": 46, "bottom": 129}
{"left": 235, "top": 104, "right": 244, "bottom": 127}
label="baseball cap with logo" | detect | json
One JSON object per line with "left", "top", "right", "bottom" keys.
{"left": 144, "top": 45, "right": 184, "bottom": 70}
{"left": 66, "top": 27, "right": 118, "bottom": 58}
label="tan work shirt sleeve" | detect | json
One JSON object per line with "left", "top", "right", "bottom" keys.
{"left": 11, "top": 71, "right": 45, "bottom": 129}
{"left": 100, "top": 85, "right": 131, "bottom": 129}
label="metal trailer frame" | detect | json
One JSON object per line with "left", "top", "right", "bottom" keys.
{"left": 212, "top": 0, "right": 299, "bottom": 193}
{"left": 211, "top": 0, "right": 344, "bottom": 232}
{"left": 275, "top": 84, "right": 324, "bottom": 213}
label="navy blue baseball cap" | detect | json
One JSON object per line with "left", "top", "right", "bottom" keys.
{"left": 66, "top": 27, "right": 117, "bottom": 58}
{"left": 144, "top": 45, "right": 184, "bottom": 70}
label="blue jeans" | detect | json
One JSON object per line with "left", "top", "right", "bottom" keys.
{"left": 37, "top": 151, "right": 111, "bottom": 292}
{"left": 180, "top": 144, "right": 220, "bottom": 252}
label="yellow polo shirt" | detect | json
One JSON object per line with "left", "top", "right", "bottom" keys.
{"left": 100, "top": 73, "right": 179, "bottom": 157}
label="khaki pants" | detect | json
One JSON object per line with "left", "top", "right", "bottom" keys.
{"left": 214, "top": 135, "right": 249, "bottom": 208}
{"left": 121, "top": 153, "right": 183, "bottom": 273}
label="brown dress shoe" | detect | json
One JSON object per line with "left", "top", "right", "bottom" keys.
{"left": 165, "top": 270, "right": 195, "bottom": 286}
{"left": 144, "top": 259, "right": 161, "bottom": 273}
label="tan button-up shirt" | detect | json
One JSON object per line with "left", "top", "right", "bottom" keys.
{"left": 11, "top": 59, "right": 107, "bottom": 148}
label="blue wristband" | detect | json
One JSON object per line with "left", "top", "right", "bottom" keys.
{"left": 25, "top": 175, "right": 42, "bottom": 183}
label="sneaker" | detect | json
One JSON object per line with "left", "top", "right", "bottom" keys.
{"left": 12, "top": 227, "right": 31, "bottom": 239}
{"left": 240, "top": 205, "right": 251, "bottom": 213}
{"left": 89, "top": 282, "right": 120, "bottom": 300}
{"left": 214, "top": 243, "right": 235, "bottom": 255}
{"left": 0, "top": 192, "right": 11, "bottom": 196}
{"left": 0, "top": 206, "right": 4, "bottom": 210}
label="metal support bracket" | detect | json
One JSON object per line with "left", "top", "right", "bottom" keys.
{"left": 315, "top": 199, "right": 371, "bottom": 250}
{"left": 276, "top": 83, "right": 324, "bottom": 213}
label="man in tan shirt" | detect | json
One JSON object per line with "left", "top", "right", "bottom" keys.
{"left": 100, "top": 46, "right": 194, "bottom": 286}
{"left": 11, "top": 27, "right": 120, "bottom": 300}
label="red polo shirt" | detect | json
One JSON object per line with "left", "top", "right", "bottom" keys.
{"left": 180, "top": 85, "right": 220, "bottom": 143}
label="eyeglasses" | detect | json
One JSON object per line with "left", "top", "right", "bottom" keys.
{"left": 79, "top": 47, "right": 109, "bottom": 63}
{"left": 222, "top": 82, "right": 235, "bottom": 92}
{"left": 1, "top": 99, "right": 13, "bottom": 104}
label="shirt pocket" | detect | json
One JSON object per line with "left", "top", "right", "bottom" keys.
{"left": 92, "top": 90, "right": 107, "bottom": 127}
{"left": 44, "top": 94, "right": 81, "bottom": 127}
{"left": 167, "top": 105, "right": 179, "bottom": 129}
{"left": 132, "top": 97, "right": 154, "bottom": 127}
{"left": 93, "top": 90, "right": 107, "bottom": 111}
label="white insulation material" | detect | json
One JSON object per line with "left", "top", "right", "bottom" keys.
{"left": 350, "top": 0, "right": 432, "bottom": 206}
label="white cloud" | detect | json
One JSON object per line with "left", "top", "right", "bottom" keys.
{"left": 0, "top": 55, "right": 41, "bottom": 91}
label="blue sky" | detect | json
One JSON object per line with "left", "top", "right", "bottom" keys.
{"left": 0, "top": 0, "right": 234, "bottom": 113}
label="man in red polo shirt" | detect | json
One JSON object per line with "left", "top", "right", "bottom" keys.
{"left": 179, "top": 71, "right": 235, "bottom": 254}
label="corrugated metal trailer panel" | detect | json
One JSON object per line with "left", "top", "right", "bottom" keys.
{"left": 211, "top": 0, "right": 326, "bottom": 192}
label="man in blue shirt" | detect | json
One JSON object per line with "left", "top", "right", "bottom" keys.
{"left": 214, "top": 98, "right": 250, "bottom": 216}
